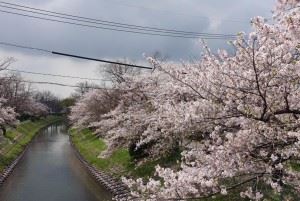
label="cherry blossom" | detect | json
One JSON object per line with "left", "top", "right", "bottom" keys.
{"left": 0, "top": 98, "right": 17, "bottom": 136}
{"left": 22, "top": 98, "right": 49, "bottom": 118}
{"left": 70, "top": 0, "right": 300, "bottom": 200}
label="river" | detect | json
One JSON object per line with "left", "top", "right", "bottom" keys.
{"left": 0, "top": 124, "right": 112, "bottom": 201}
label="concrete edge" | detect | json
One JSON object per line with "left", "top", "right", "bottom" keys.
{"left": 0, "top": 144, "right": 28, "bottom": 185}
{"left": 0, "top": 118, "right": 63, "bottom": 186}
{"left": 69, "top": 136, "right": 130, "bottom": 200}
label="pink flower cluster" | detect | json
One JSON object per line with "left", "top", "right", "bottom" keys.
{"left": 70, "top": 0, "right": 300, "bottom": 200}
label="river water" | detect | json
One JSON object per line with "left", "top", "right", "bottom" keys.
{"left": 0, "top": 124, "right": 112, "bottom": 201}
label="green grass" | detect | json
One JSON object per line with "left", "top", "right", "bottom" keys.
{"left": 128, "top": 148, "right": 181, "bottom": 178}
{"left": 70, "top": 128, "right": 131, "bottom": 177}
{"left": 0, "top": 116, "right": 64, "bottom": 173}
{"left": 71, "top": 128, "right": 300, "bottom": 201}
{"left": 290, "top": 161, "right": 300, "bottom": 172}
{"left": 70, "top": 128, "right": 181, "bottom": 178}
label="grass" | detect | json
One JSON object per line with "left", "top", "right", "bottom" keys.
{"left": 70, "top": 128, "right": 181, "bottom": 178}
{"left": 70, "top": 128, "right": 131, "bottom": 176}
{"left": 0, "top": 116, "right": 64, "bottom": 173}
{"left": 71, "top": 128, "right": 300, "bottom": 201}
{"left": 290, "top": 161, "right": 300, "bottom": 172}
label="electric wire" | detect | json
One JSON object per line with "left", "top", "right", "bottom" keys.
{"left": 0, "top": 41, "right": 50, "bottom": 53}
{"left": 21, "top": 80, "right": 105, "bottom": 89}
{"left": 0, "top": 77, "right": 110, "bottom": 90}
{"left": 0, "top": 1, "right": 236, "bottom": 38}
{"left": 16, "top": 80, "right": 109, "bottom": 90}
{"left": 52, "top": 51, "right": 153, "bottom": 69}
{"left": 0, "top": 9, "right": 235, "bottom": 40}
{"left": 0, "top": 4, "right": 235, "bottom": 38}
{"left": 4, "top": 68, "right": 110, "bottom": 82}
{"left": 0, "top": 41, "right": 153, "bottom": 69}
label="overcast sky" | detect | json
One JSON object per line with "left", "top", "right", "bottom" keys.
{"left": 0, "top": 0, "right": 276, "bottom": 98}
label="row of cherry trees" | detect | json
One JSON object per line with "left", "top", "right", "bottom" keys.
{"left": 0, "top": 58, "right": 49, "bottom": 137}
{"left": 70, "top": 0, "right": 300, "bottom": 200}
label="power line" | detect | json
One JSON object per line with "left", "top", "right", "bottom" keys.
{"left": 0, "top": 41, "right": 50, "bottom": 53}
{"left": 4, "top": 78, "right": 110, "bottom": 90}
{"left": 0, "top": 1, "right": 236, "bottom": 38}
{"left": 0, "top": 4, "right": 235, "bottom": 38}
{"left": 22, "top": 80, "right": 106, "bottom": 89}
{"left": 0, "top": 9, "right": 235, "bottom": 40}
{"left": 52, "top": 51, "right": 153, "bottom": 69}
{"left": 0, "top": 41, "right": 153, "bottom": 69}
{"left": 4, "top": 68, "right": 110, "bottom": 82}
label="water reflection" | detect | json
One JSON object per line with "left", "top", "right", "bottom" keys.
{"left": 0, "top": 124, "right": 112, "bottom": 201}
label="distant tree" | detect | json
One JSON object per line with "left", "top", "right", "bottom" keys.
{"left": 151, "top": 50, "right": 169, "bottom": 62}
{"left": 60, "top": 97, "right": 76, "bottom": 114}
{"left": 0, "top": 57, "right": 14, "bottom": 71}
{"left": 71, "top": 81, "right": 99, "bottom": 99}
{"left": 0, "top": 70, "right": 49, "bottom": 120}
{"left": 22, "top": 98, "right": 49, "bottom": 121}
{"left": 0, "top": 58, "right": 18, "bottom": 137}
{"left": 0, "top": 73, "right": 32, "bottom": 116}
{"left": 99, "top": 59, "right": 140, "bottom": 84}
{"left": 33, "top": 90, "right": 62, "bottom": 113}
{"left": 69, "top": 88, "right": 121, "bottom": 132}
{"left": 0, "top": 98, "right": 17, "bottom": 138}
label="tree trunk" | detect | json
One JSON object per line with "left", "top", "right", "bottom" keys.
{"left": 0, "top": 125, "right": 6, "bottom": 138}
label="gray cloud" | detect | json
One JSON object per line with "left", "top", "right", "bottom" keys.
{"left": 0, "top": 0, "right": 276, "bottom": 97}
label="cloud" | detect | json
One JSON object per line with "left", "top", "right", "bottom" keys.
{"left": 0, "top": 48, "right": 102, "bottom": 98}
{"left": 0, "top": 0, "right": 276, "bottom": 97}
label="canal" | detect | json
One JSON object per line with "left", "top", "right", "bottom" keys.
{"left": 0, "top": 124, "right": 112, "bottom": 201}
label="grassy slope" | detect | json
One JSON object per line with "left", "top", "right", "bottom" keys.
{"left": 0, "top": 116, "right": 63, "bottom": 173}
{"left": 71, "top": 128, "right": 300, "bottom": 201}
{"left": 70, "top": 128, "right": 180, "bottom": 178}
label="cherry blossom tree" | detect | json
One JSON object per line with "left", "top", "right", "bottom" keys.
{"left": 70, "top": 68, "right": 197, "bottom": 159}
{"left": 0, "top": 58, "right": 18, "bottom": 137}
{"left": 0, "top": 98, "right": 17, "bottom": 137}
{"left": 33, "top": 91, "right": 63, "bottom": 114}
{"left": 0, "top": 73, "right": 50, "bottom": 119}
{"left": 70, "top": 0, "right": 300, "bottom": 200}
{"left": 100, "top": 59, "right": 141, "bottom": 84}
{"left": 21, "top": 98, "right": 49, "bottom": 120}
{"left": 0, "top": 58, "right": 49, "bottom": 130}
{"left": 121, "top": 0, "right": 300, "bottom": 200}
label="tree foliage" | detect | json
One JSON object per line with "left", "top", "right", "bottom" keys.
{"left": 0, "top": 59, "right": 51, "bottom": 136}
{"left": 70, "top": 0, "right": 300, "bottom": 200}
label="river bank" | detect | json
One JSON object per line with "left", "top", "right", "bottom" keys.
{"left": 70, "top": 128, "right": 300, "bottom": 201}
{"left": 0, "top": 116, "right": 64, "bottom": 176}
{"left": 70, "top": 136, "right": 129, "bottom": 200}
{"left": 70, "top": 128, "right": 181, "bottom": 199}
{"left": 0, "top": 123, "right": 111, "bottom": 201}
{"left": 70, "top": 128, "right": 174, "bottom": 179}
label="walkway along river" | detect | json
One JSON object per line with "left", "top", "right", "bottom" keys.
{"left": 0, "top": 123, "right": 112, "bottom": 201}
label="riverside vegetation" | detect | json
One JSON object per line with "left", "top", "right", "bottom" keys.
{"left": 70, "top": 128, "right": 181, "bottom": 179}
{"left": 69, "top": 0, "right": 300, "bottom": 200}
{"left": 0, "top": 116, "right": 63, "bottom": 174}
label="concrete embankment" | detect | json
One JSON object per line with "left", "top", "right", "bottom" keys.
{"left": 0, "top": 116, "right": 63, "bottom": 185}
{"left": 70, "top": 137, "right": 130, "bottom": 200}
